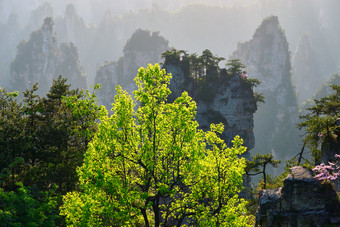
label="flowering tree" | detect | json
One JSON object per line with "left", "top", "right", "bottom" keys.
{"left": 313, "top": 154, "right": 340, "bottom": 183}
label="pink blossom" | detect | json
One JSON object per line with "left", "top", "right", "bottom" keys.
{"left": 313, "top": 154, "right": 340, "bottom": 183}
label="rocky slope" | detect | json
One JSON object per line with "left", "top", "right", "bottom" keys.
{"left": 10, "top": 17, "right": 87, "bottom": 96}
{"left": 231, "top": 16, "right": 300, "bottom": 165}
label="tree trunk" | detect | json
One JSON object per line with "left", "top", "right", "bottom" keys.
{"left": 141, "top": 208, "right": 149, "bottom": 227}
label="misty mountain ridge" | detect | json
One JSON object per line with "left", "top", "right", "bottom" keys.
{"left": 1, "top": 0, "right": 339, "bottom": 89}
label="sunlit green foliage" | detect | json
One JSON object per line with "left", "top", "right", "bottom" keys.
{"left": 61, "top": 64, "right": 251, "bottom": 226}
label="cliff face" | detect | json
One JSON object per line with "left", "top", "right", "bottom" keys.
{"left": 231, "top": 16, "right": 300, "bottom": 164}
{"left": 163, "top": 57, "right": 257, "bottom": 154}
{"left": 10, "top": 17, "right": 87, "bottom": 96}
{"left": 292, "top": 34, "right": 322, "bottom": 105}
{"left": 95, "top": 29, "right": 169, "bottom": 108}
{"left": 257, "top": 166, "right": 340, "bottom": 226}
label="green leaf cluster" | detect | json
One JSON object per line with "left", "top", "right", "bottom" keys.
{"left": 0, "top": 183, "right": 58, "bottom": 226}
{"left": 61, "top": 64, "right": 251, "bottom": 226}
{"left": 0, "top": 76, "right": 104, "bottom": 225}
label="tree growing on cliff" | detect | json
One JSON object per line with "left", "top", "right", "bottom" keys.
{"left": 298, "top": 84, "right": 340, "bottom": 164}
{"left": 60, "top": 64, "right": 251, "bottom": 226}
{"left": 246, "top": 153, "right": 281, "bottom": 189}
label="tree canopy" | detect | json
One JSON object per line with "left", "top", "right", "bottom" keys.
{"left": 61, "top": 64, "right": 251, "bottom": 226}
{"left": 298, "top": 84, "right": 340, "bottom": 163}
{"left": 0, "top": 77, "right": 103, "bottom": 225}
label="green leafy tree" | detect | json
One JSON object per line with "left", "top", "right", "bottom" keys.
{"left": 298, "top": 84, "right": 340, "bottom": 164}
{"left": 246, "top": 153, "right": 281, "bottom": 189}
{"left": 0, "top": 87, "right": 25, "bottom": 190}
{"left": 0, "top": 183, "right": 58, "bottom": 226}
{"left": 61, "top": 64, "right": 251, "bottom": 226}
{"left": 226, "top": 59, "right": 246, "bottom": 75}
{"left": 32, "top": 76, "right": 102, "bottom": 193}
{"left": 200, "top": 49, "right": 225, "bottom": 79}
{"left": 1, "top": 77, "right": 103, "bottom": 226}
{"left": 62, "top": 83, "right": 105, "bottom": 149}
{"left": 161, "top": 48, "right": 188, "bottom": 66}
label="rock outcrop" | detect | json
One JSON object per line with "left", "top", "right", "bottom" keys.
{"left": 95, "top": 29, "right": 169, "bottom": 108}
{"left": 292, "top": 34, "right": 322, "bottom": 105}
{"left": 162, "top": 52, "right": 257, "bottom": 156}
{"left": 231, "top": 16, "right": 300, "bottom": 166}
{"left": 167, "top": 65, "right": 256, "bottom": 153}
{"left": 257, "top": 166, "right": 340, "bottom": 226}
{"left": 10, "top": 17, "right": 87, "bottom": 96}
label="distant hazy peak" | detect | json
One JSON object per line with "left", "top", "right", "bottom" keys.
{"left": 231, "top": 15, "right": 299, "bottom": 164}
{"left": 30, "top": 2, "right": 53, "bottom": 20}
{"left": 65, "top": 4, "right": 76, "bottom": 16}
{"left": 252, "top": 15, "right": 288, "bottom": 46}
{"left": 42, "top": 17, "right": 54, "bottom": 30}
{"left": 123, "top": 29, "right": 169, "bottom": 53}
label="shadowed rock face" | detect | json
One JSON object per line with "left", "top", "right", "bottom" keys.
{"left": 165, "top": 64, "right": 257, "bottom": 153}
{"left": 10, "top": 17, "right": 87, "bottom": 96}
{"left": 231, "top": 16, "right": 300, "bottom": 167}
{"left": 257, "top": 166, "right": 340, "bottom": 226}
